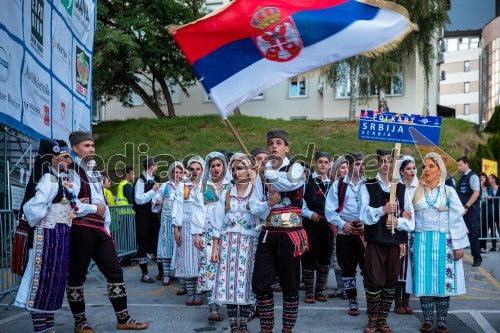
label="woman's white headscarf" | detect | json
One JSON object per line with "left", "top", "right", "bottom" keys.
{"left": 412, "top": 152, "right": 448, "bottom": 205}
{"left": 398, "top": 155, "right": 417, "bottom": 182}
{"left": 168, "top": 161, "right": 185, "bottom": 182}
{"left": 202, "top": 151, "right": 228, "bottom": 185}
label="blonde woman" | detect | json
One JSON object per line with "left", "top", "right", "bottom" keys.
{"left": 412, "top": 153, "right": 469, "bottom": 333}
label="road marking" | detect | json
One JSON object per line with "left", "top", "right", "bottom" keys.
{"left": 467, "top": 286, "right": 500, "bottom": 294}
{"left": 0, "top": 312, "right": 27, "bottom": 325}
{"left": 465, "top": 253, "right": 500, "bottom": 290}
{"left": 470, "top": 310, "right": 497, "bottom": 333}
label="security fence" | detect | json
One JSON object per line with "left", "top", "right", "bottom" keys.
{"left": 479, "top": 196, "right": 500, "bottom": 242}
{"left": 0, "top": 210, "right": 21, "bottom": 307}
{"left": 109, "top": 205, "right": 136, "bottom": 259}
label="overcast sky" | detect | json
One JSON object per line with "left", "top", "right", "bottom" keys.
{"left": 446, "top": 0, "right": 496, "bottom": 31}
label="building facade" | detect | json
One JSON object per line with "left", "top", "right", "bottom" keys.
{"left": 481, "top": 15, "right": 500, "bottom": 127}
{"left": 439, "top": 31, "right": 481, "bottom": 124}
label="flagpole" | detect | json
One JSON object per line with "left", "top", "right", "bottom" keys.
{"left": 388, "top": 143, "right": 401, "bottom": 234}
{"left": 224, "top": 118, "right": 250, "bottom": 155}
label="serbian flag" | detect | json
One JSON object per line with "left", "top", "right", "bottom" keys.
{"left": 169, "top": 0, "right": 416, "bottom": 119}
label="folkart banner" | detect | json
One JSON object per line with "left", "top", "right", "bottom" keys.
{"left": 0, "top": 0, "right": 96, "bottom": 142}
{"left": 482, "top": 158, "right": 498, "bottom": 177}
{"left": 358, "top": 110, "right": 442, "bottom": 146}
{"left": 170, "top": 0, "right": 416, "bottom": 119}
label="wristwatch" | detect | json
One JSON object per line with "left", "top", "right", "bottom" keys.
{"left": 464, "top": 205, "right": 469, "bottom": 209}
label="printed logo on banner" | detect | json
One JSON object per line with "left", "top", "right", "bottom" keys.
{"left": 31, "top": 0, "right": 45, "bottom": 56}
{"left": 53, "top": 38, "right": 71, "bottom": 66}
{"left": 44, "top": 105, "right": 50, "bottom": 126}
{"left": 61, "top": 0, "right": 73, "bottom": 15}
{"left": 75, "top": 46, "right": 90, "bottom": 99}
{"left": 61, "top": 102, "right": 66, "bottom": 120}
{"left": 0, "top": 45, "right": 10, "bottom": 82}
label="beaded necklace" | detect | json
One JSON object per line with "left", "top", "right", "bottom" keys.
{"left": 425, "top": 185, "right": 441, "bottom": 207}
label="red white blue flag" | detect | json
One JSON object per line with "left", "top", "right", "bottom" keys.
{"left": 169, "top": 0, "right": 415, "bottom": 119}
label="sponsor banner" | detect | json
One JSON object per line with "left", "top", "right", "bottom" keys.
{"left": 0, "top": 0, "right": 95, "bottom": 140}
{"left": 73, "top": 42, "right": 91, "bottom": 101}
{"left": 23, "top": 0, "right": 51, "bottom": 68}
{"left": 0, "top": 30, "right": 23, "bottom": 121}
{"left": 73, "top": 96, "right": 90, "bottom": 132}
{"left": 54, "top": 0, "right": 95, "bottom": 49}
{"left": 482, "top": 159, "right": 498, "bottom": 177}
{"left": 52, "top": 78, "right": 72, "bottom": 143}
{"left": 22, "top": 52, "right": 52, "bottom": 138}
{"left": 51, "top": 10, "right": 72, "bottom": 87}
{"left": 0, "top": 0, "right": 23, "bottom": 39}
{"left": 358, "top": 110, "right": 442, "bottom": 146}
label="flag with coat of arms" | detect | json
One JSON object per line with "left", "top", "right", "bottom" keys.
{"left": 169, "top": 0, "right": 416, "bottom": 119}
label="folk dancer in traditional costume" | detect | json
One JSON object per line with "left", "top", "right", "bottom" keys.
{"left": 412, "top": 153, "right": 468, "bottom": 333}
{"left": 325, "top": 152, "right": 366, "bottom": 316}
{"left": 394, "top": 155, "right": 418, "bottom": 315}
{"left": 66, "top": 131, "right": 147, "bottom": 332}
{"left": 152, "top": 161, "right": 185, "bottom": 286}
{"left": 194, "top": 152, "right": 231, "bottom": 321}
{"left": 211, "top": 153, "right": 259, "bottom": 333}
{"left": 14, "top": 139, "right": 75, "bottom": 333}
{"left": 250, "top": 129, "right": 308, "bottom": 333}
{"left": 133, "top": 157, "right": 162, "bottom": 283}
{"left": 172, "top": 156, "right": 206, "bottom": 306}
{"left": 301, "top": 151, "right": 334, "bottom": 304}
{"left": 327, "top": 156, "right": 348, "bottom": 299}
{"left": 359, "top": 149, "right": 415, "bottom": 333}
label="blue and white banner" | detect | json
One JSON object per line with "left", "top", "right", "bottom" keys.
{"left": 0, "top": 0, "right": 96, "bottom": 143}
{"left": 358, "top": 110, "right": 442, "bottom": 146}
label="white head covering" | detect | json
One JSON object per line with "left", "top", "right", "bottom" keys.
{"left": 187, "top": 156, "right": 205, "bottom": 170}
{"left": 398, "top": 155, "right": 416, "bottom": 182}
{"left": 168, "top": 161, "right": 185, "bottom": 182}
{"left": 202, "top": 151, "right": 228, "bottom": 185}
{"left": 423, "top": 152, "right": 447, "bottom": 182}
{"left": 332, "top": 156, "right": 347, "bottom": 181}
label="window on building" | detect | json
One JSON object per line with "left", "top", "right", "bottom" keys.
{"left": 464, "top": 104, "right": 470, "bottom": 115}
{"left": 464, "top": 61, "right": 470, "bottom": 72}
{"left": 334, "top": 61, "right": 403, "bottom": 98}
{"left": 440, "top": 71, "right": 446, "bottom": 81}
{"left": 470, "top": 37, "right": 480, "bottom": 49}
{"left": 459, "top": 38, "right": 469, "bottom": 51}
{"left": 446, "top": 38, "right": 458, "bottom": 52}
{"left": 289, "top": 75, "right": 307, "bottom": 98}
{"left": 464, "top": 82, "right": 470, "bottom": 93}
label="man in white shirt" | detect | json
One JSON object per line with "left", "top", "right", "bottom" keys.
{"left": 250, "top": 130, "right": 306, "bottom": 333}
{"left": 133, "top": 157, "right": 162, "bottom": 282}
{"left": 66, "top": 131, "right": 148, "bottom": 333}
{"left": 359, "top": 149, "right": 415, "bottom": 333}
{"left": 325, "top": 152, "right": 366, "bottom": 316}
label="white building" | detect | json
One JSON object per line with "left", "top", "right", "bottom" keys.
{"left": 100, "top": 0, "right": 439, "bottom": 121}
{"left": 439, "top": 32, "right": 481, "bottom": 124}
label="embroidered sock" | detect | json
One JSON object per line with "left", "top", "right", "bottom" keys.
{"left": 138, "top": 258, "right": 148, "bottom": 275}
{"left": 378, "top": 288, "right": 395, "bottom": 325}
{"left": 207, "top": 290, "right": 219, "bottom": 313}
{"left": 162, "top": 258, "right": 172, "bottom": 277}
{"left": 256, "top": 293, "right": 274, "bottom": 332}
{"left": 419, "top": 296, "right": 435, "bottom": 325}
{"left": 157, "top": 262, "right": 164, "bottom": 277}
{"left": 31, "top": 312, "right": 47, "bottom": 333}
{"left": 227, "top": 304, "right": 239, "bottom": 331}
{"left": 365, "top": 290, "right": 381, "bottom": 324}
{"left": 179, "top": 278, "right": 186, "bottom": 289}
{"left": 315, "top": 265, "right": 329, "bottom": 292}
{"left": 239, "top": 305, "right": 251, "bottom": 330}
{"left": 115, "top": 309, "right": 132, "bottom": 324}
{"left": 343, "top": 276, "right": 357, "bottom": 299}
{"left": 185, "top": 278, "right": 196, "bottom": 298}
{"left": 45, "top": 314, "right": 54, "bottom": 329}
{"left": 108, "top": 282, "right": 128, "bottom": 321}
{"left": 334, "top": 268, "right": 344, "bottom": 293}
{"left": 303, "top": 269, "right": 315, "bottom": 295}
{"left": 282, "top": 295, "right": 299, "bottom": 332}
{"left": 435, "top": 296, "right": 450, "bottom": 327}
{"left": 66, "top": 285, "right": 86, "bottom": 325}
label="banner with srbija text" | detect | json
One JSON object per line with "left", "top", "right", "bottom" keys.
{"left": 0, "top": 0, "right": 95, "bottom": 142}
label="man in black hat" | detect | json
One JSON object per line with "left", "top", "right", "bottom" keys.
{"left": 133, "top": 157, "right": 162, "bottom": 283}
{"left": 249, "top": 129, "right": 307, "bottom": 333}
{"left": 301, "top": 151, "right": 333, "bottom": 304}
{"left": 325, "top": 152, "right": 366, "bottom": 316}
{"left": 66, "top": 131, "right": 148, "bottom": 332}
{"left": 359, "top": 149, "right": 415, "bottom": 333}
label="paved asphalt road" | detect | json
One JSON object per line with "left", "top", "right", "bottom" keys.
{"left": 1, "top": 249, "right": 499, "bottom": 333}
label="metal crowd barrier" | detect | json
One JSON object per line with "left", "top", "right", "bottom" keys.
{"left": 479, "top": 196, "right": 500, "bottom": 241}
{"left": 0, "top": 209, "right": 21, "bottom": 307}
{"left": 87, "top": 205, "right": 136, "bottom": 283}
{"left": 109, "top": 205, "right": 136, "bottom": 258}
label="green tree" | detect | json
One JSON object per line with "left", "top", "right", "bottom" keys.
{"left": 93, "top": 0, "right": 200, "bottom": 118}
{"left": 322, "top": 0, "right": 449, "bottom": 114}
{"left": 484, "top": 105, "right": 500, "bottom": 133}
{"left": 470, "top": 143, "right": 495, "bottom": 174}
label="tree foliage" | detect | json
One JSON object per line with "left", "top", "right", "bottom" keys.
{"left": 484, "top": 105, "right": 500, "bottom": 133}
{"left": 322, "top": 0, "right": 449, "bottom": 112}
{"left": 93, "top": 0, "right": 201, "bottom": 118}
